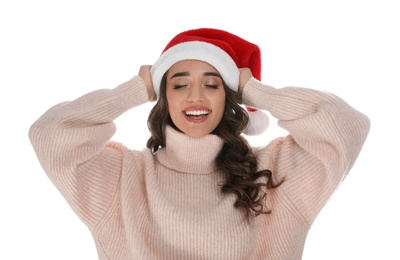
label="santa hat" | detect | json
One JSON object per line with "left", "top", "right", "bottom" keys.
{"left": 150, "top": 28, "right": 269, "bottom": 135}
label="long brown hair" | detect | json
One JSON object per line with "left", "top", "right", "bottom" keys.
{"left": 147, "top": 72, "right": 283, "bottom": 219}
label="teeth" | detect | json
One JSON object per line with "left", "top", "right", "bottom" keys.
{"left": 185, "top": 110, "right": 209, "bottom": 116}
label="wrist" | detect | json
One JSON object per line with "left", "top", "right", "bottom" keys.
{"left": 146, "top": 83, "right": 156, "bottom": 101}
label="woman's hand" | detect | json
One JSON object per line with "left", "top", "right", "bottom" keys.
{"left": 238, "top": 68, "right": 252, "bottom": 103}
{"left": 139, "top": 65, "right": 156, "bottom": 101}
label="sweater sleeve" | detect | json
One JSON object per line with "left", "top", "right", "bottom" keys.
{"left": 243, "top": 78, "right": 370, "bottom": 225}
{"left": 29, "top": 76, "right": 149, "bottom": 229}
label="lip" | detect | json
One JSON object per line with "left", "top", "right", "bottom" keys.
{"left": 182, "top": 106, "right": 211, "bottom": 123}
{"left": 183, "top": 106, "right": 210, "bottom": 112}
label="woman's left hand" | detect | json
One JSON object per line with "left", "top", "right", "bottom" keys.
{"left": 238, "top": 68, "right": 252, "bottom": 103}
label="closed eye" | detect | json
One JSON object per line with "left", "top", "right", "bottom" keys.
{"left": 204, "top": 84, "right": 219, "bottom": 89}
{"left": 173, "top": 85, "right": 188, "bottom": 89}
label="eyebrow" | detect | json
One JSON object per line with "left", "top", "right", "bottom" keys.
{"left": 169, "top": 71, "right": 222, "bottom": 79}
{"left": 170, "top": 72, "right": 189, "bottom": 79}
{"left": 203, "top": 72, "right": 222, "bottom": 79}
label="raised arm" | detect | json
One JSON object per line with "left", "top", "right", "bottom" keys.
{"left": 240, "top": 72, "right": 370, "bottom": 225}
{"left": 29, "top": 75, "right": 150, "bottom": 229}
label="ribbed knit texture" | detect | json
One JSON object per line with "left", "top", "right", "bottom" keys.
{"left": 29, "top": 76, "right": 370, "bottom": 259}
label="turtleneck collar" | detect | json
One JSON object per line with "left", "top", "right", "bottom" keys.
{"left": 155, "top": 126, "right": 224, "bottom": 174}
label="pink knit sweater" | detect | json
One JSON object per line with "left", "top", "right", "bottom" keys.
{"left": 29, "top": 76, "right": 370, "bottom": 259}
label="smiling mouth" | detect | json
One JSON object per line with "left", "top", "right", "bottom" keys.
{"left": 184, "top": 110, "right": 210, "bottom": 117}
{"left": 183, "top": 109, "right": 211, "bottom": 123}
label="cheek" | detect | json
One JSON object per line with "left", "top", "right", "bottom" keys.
{"left": 166, "top": 98, "right": 180, "bottom": 118}
{"left": 214, "top": 95, "right": 226, "bottom": 120}
{"left": 217, "top": 94, "right": 226, "bottom": 111}
{"left": 166, "top": 92, "right": 174, "bottom": 111}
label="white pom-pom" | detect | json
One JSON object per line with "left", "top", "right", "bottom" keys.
{"left": 244, "top": 108, "right": 269, "bottom": 136}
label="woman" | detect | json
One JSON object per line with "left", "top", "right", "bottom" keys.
{"left": 29, "top": 28, "right": 370, "bottom": 259}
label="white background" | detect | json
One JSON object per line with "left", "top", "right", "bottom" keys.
{"left": 1, "top": 0, "right": 399, "bottom": 259}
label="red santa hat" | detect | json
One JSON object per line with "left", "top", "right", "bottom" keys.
{"left": 150, "top": 28, "right": 269, "bottom": 135}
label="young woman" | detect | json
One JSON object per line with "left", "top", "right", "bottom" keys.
{"left": 29, "top": 28, "right": 370, "bottom": 259}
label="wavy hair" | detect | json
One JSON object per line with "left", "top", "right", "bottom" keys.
{"left": 146, "top": 72, "right": 283, "bottom": 220}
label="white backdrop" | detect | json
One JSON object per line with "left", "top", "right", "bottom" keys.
{"left": 1, "top": 0, "right": 399, "bottom": 259}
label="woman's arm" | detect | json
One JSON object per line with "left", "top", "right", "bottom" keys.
{"left": 240, "top": 71, "right": 370, "bottom": 225}
{"left": 29, "top": 75, "right": 150, "bottom": 229}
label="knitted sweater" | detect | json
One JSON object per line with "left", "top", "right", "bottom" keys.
{"left": 29, "top": 76, "right": 370, "bottom": 259}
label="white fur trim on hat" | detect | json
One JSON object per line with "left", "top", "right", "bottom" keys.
{"left": 150, "top": 41, "right": 240, "bottom": 97}
{"left": 245, "top": 109, "right": 270, "bottom": 135}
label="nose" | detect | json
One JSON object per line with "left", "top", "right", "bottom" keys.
{"left": 187, "top": 85, "right": 204, "bottom": 102}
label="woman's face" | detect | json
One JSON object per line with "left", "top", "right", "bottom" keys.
{"left": 166, "top": 60, "right": 226, "bottom": 138}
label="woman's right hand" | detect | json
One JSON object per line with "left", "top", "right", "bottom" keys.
{"left": 139, "top": 65, "right": 156, "bottom": 101}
